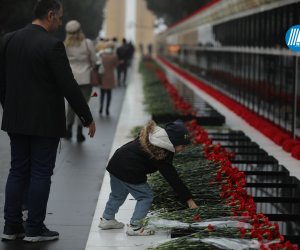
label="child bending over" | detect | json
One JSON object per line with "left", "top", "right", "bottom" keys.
{"left": 99, "top": 120, "right": 197, "bottom": 236}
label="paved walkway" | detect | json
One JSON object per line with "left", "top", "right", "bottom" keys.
{"left": 0, "top": 68, "right": 128, "bottom": 249}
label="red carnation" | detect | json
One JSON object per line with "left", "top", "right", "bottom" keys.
{"left": 91, "top": 91, "right": 98, "bottom": 97}
{"left": 192, "top": 214, "right": 201, "bottom": 222}
{"left": 207, "top": 224, "right": 214, "bottom": 232}
{"left": 240, "top": 228, "right": 246, "bottom": 238}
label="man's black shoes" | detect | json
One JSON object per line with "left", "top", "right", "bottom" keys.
{"left": 23, "top": 226, "right": 59, "bottom": 242}
{"left": 1, "top": 224, "right": 25, "bottom": 241}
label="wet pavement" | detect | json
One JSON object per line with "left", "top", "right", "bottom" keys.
{"left": 0, "top": 84, "right": 126, "bottom": 250}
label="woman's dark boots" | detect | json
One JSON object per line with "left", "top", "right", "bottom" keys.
{"left": 77, "top": 125, "right": 85, "bottom": 143}
{"left": 65, "top": 124, "right": 85, "bottom": 143}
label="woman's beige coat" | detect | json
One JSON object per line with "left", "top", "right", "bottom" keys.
{"left": 65, "top": 38, "right": 96, "bottom": 85}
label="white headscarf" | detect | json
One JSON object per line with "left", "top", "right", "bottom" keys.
{"left": 148, "top": 126, "right": 175, "bottom": 152}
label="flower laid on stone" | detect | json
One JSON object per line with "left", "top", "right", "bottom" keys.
{"left": 91, "top": 91, "right": 98, "bottom": 97}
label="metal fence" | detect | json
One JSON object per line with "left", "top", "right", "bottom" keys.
{"left": 158, "top": 0, "right": 300, "bottom": 137}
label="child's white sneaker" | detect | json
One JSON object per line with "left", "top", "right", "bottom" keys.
{"left": 126, "top": 224, "right": 155, "bottom": 236}
{"left": 98, "top": 218, "right": 124, "bottom": 229}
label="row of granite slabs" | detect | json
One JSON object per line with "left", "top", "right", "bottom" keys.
{"left": 151, "top": 89, "right": 226, "bottom": 126}
{"left": 170, "top": 129, "right": 300, "bottom": 247}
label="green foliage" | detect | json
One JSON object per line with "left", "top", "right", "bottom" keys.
{"left": 145, "top": 0, "right": 212, "bottom": 26}
{"left": 128, "top": 126, "right": 143, "bottom": 139}
{"left": 139, "top": 59, "right": 178, "bottom": 115}
{"left": 148, "top": 229, "right": 246, "bottom": 250}
{"left": 148, "top": 205, "right": 233, "bottom": 225}
{"left": 148, "top": 144, "right": 223, "bottom": 212}
{"left": 0, "top": 0, "right": 106, "bottom": 39}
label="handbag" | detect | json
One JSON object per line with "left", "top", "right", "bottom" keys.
{"left": 85, "top": 40, "right": 102, "bottom": 86}
{"left": 90, "top": 67, "right": 102, "bottom": 86}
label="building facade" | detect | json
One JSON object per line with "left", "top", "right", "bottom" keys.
{"left": 135, "top": 0, "right": 155, "bottom": 55}
{"left": 102, "top": 0, "right": 126, "bottom": 41}
{"left": 103, "top": 0, "right": 155, "bottom": 54}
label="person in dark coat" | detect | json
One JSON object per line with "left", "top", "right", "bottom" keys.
{"left": 98, "top": 120, "right": 197, "bottom": 236}
{"left": 0, "top": 0, "right": 96, "bottom": 243}
{"left": 116, "top": 38, "right": 130, "bottom": 86}
{"left": 127, "top": 41, "right": 135, "bottom": 67}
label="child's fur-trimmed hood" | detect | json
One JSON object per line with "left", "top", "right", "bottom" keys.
{"left": 139, "top": 120, "right": 171, "bottom": 160}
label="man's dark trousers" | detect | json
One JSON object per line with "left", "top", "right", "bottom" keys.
{"left": 117, "top": 63, "right": 128, "bottom": 86}
{"left": 4, "top": 133, "right": 59, "bottom": 234}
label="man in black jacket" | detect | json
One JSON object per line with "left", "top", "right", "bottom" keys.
{"left": 116, "top": 38, "right": 130, "bottom": 86}
{"left": 0, "top": 0, "right": 96, "bottom": 242}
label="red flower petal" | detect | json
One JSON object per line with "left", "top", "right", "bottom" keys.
{"left": 91, "top": 91, "right": 98, "bottom": 97}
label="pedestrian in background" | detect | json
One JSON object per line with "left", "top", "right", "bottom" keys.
{"left": 95, "top": 37, "right": 107, "bottom": 55}
{"left": 99, "top": 42, "right": 119, "bottom": 116}
{"left": 147, "top": 43, "right": 153, "bottom": 57}
{"left": 64, "top": 19, "right": 96, "bottom": 142}
{"left": 0, "top": 0, "right": 96, "bottom": 242}
{"left": 111, "top": 37, "right": 119, "bottom": 53}
{"left": 127, "top": 41, "right": 135, "bottom": 67}
{"left": 116, "top": 38, "right": 130, "bottom": 87}
{"left": 139, "top": 43, "right": 144, "bottom": 57}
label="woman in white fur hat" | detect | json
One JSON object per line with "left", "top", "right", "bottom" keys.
{"left": 99, "top": 120, "right": 197, "bottom": 236}
{"left": 64, "top": 20, "right": 96, "bottom": 142}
